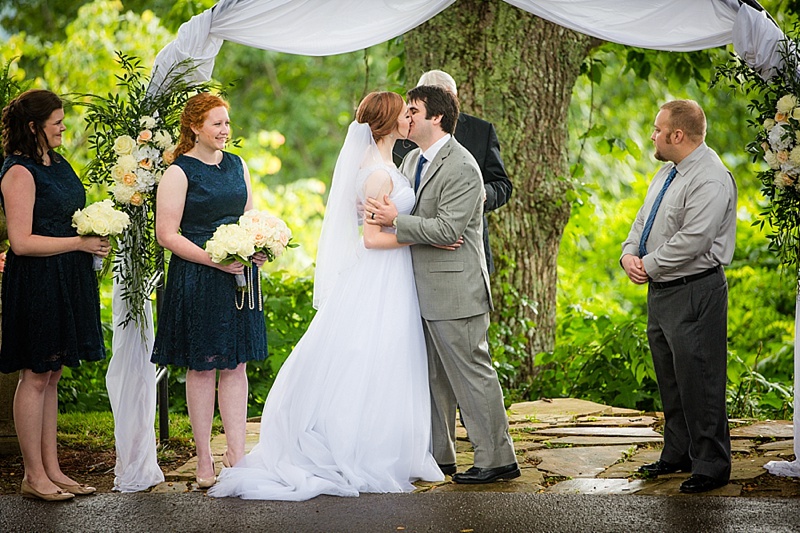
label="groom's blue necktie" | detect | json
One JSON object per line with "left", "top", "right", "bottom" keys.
{"left": 639, "top": 166, "right": 678, "bottom": 258}
{"left": 414, "top": 155, "right": 427, "bottom": 192}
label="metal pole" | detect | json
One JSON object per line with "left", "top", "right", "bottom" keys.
{"left": 154, "top": 256, "right": 169, "bottom": 442}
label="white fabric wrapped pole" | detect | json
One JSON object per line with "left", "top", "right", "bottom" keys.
{"left": 764, "top": 283, "right": 800, "bottom": 478}
{"left": 106, "top": 276, "right": 165, "bottom": 492}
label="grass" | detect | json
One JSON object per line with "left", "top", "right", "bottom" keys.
{"left": 57, "top": 411, "right": 223, "bottom": 455}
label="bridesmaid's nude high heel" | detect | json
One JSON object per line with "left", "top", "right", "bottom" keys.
{"left": 196, "top": 454, "right": 216, "bottom": 488}
{"left": 196, "top": 475, "right": 216, "bottom": 489}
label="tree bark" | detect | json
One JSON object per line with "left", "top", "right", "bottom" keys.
{"left": 403, "top": 0, "right": 596, "bottom": 384}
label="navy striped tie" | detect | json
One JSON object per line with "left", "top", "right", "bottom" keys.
{"left": 639, "top": 166, "right": 678, "bottom": 258}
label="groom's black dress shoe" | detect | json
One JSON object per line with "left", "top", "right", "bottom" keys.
{"left": 638, "top": 459, "right": 692, "bottom": 477}
{"left": 438, "top": 463, "right": 457, "bottom": 476}
{"left": 452, "top": 463, "right": 520, "bottom": 484}
{"left": 679, "top": 474, "right": 728, "bottom": 494}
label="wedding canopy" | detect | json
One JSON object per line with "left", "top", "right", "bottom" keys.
{"left": 111, "top": 0, "right": 798, "bottom": 492}
{"left": 149, "top": 0, "right": 782, "bottom": 92}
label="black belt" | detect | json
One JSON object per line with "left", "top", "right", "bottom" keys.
{"left": 649, "top": 266, "right": 720, "bottom": 289}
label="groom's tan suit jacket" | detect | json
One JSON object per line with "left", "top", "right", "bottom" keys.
{"left": 395, "top": 137, "right": 493, "bottom": 319}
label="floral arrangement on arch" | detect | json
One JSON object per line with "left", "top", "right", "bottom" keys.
{"left": 81, "top": 52, "right": 213, "bottom": 330}
{"left": 715, "top": 32, "right": 800, "bottom": 272}
{"left": 109, "top": 115, "right": 176, "bottom": 207}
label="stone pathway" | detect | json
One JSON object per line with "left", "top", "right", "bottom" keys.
{"left": 152, "top": 398, "right": 797, "bottom": 497}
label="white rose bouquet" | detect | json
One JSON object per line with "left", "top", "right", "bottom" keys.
{"left": 72, "top": 199, "right": 131, "bottom": 270}
{"left": 205, "top": 223, "right": 257, "bottom": 293}
{"left": 238, "top": 209, "right": 296, "bottom": 262}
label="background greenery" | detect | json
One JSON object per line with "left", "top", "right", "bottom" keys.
{"left": 0, "top": 0, "right": 796, "bottom": 420}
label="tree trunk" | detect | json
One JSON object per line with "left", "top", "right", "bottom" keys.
{"left": 403, "top": 0, "right": 596, "bottom": 385}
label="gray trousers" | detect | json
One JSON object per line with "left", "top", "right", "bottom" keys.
{"left": 423, "top": 313, "right": 516, "bottom": 468}
{"left": 647, "top": 268, "right": 732, "bottom": 481}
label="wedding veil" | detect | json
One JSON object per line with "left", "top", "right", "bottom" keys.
{"left": 313, "top": 120, "right": 379, "bottom": 309}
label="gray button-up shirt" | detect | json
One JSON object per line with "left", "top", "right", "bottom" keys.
{"left": 621, "top": 142, "right": 737, "bottom": 282}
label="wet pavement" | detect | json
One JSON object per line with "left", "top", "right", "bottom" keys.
{"left": 2, "top": 398, "right": 798, "bottom": 532}
{"left": 2, "top": 490, "right": 800, "bottom": 532}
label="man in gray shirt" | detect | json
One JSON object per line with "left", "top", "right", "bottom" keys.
{"left": 621, "top": 100, "right": 737, "bottom": 494}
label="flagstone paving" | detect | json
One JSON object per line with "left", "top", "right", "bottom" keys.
{"left": 153, "top": 398, "right": 799, "bottom": 497}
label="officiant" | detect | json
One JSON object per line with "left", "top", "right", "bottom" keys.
{"left": 620, "top": 100, "right": 737, "bottom": 494}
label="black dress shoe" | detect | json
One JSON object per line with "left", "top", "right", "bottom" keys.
{"left": 679, "top": 474, "right": 728, "bottom": 494}
{"left": 438, "top": 463, "right": 457, "bottom": 476}
{"left": 452, "top": 463, "right": 520, "bottom": 484}
{"left": 638, "top": 459, "right": 692, "bottom": 477}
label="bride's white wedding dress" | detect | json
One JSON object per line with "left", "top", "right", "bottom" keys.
{"left": 209, "top": 162, "right": 443, "bottom": 501}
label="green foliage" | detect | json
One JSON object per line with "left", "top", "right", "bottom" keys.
{"left": 210, "top": 43, "right": 392, "bottom": 190}
{"left": 0, "top": 57, "right": 30, "bottom": 120}
{"left": 246, "top": 272, "right": 315, "bottom": 417}
{"left": 528, "top": 306, "right": 659, "bottom": 411}
{"left": 727, "top": 350, "right": 794, "bottom": 419}
{"left": 487, "top": 263, "right": 536, "bottom": 404}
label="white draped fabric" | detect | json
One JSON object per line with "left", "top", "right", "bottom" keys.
{"left": 149, "top": 0, "right": 764, "bottom": 93}
{"left": 105, "top": 279, "right": 164, "bottom": 492}
{"left": 732, "top": 3, "right": 793, "bottom": 79}
{"left": 149, "top": 0, "right": 456, "bottom": 93}
{"left": 109, "top": 0, "right": 795, "bottom": 492}
{"left": 506, "top": 0, "right": 738, "bottom": 51}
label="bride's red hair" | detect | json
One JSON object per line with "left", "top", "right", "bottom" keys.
{"left": 356, "top": 92, "right": 404, "bottom": 143}
{"left": 173, "top": 93, "right": 229, "bottom": 159}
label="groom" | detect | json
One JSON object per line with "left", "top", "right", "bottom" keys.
{"left": 365, "top": 85, "right": 518, "bottom": 484}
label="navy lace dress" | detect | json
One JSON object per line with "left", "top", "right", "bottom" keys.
{"left": 151, "top": 152, "right": 268, "bottom": 370}
{"left": 0, "top": 152, "right": 105, "bottom": 374}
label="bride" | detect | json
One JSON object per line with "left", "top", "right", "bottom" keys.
{"left": 209, "top": 91, "right": 444, "bottom": 500}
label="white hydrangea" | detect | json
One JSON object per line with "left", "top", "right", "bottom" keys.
{"left": 768, "top": 124, "right": 793, "bottom": 152}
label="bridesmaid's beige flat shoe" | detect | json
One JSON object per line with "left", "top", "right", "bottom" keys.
{"left": 53, "top": 481, "right": 96, "bottom": 495}
{"left": 21, "top": 479, "right": 75, "bottom": 501}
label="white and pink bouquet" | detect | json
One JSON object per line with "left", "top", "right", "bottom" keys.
{"left": 206, "top": 212, "right": 294, "bottom": 309}
{"left": 238, "top": 209, "right": 294, "bottom": 262}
